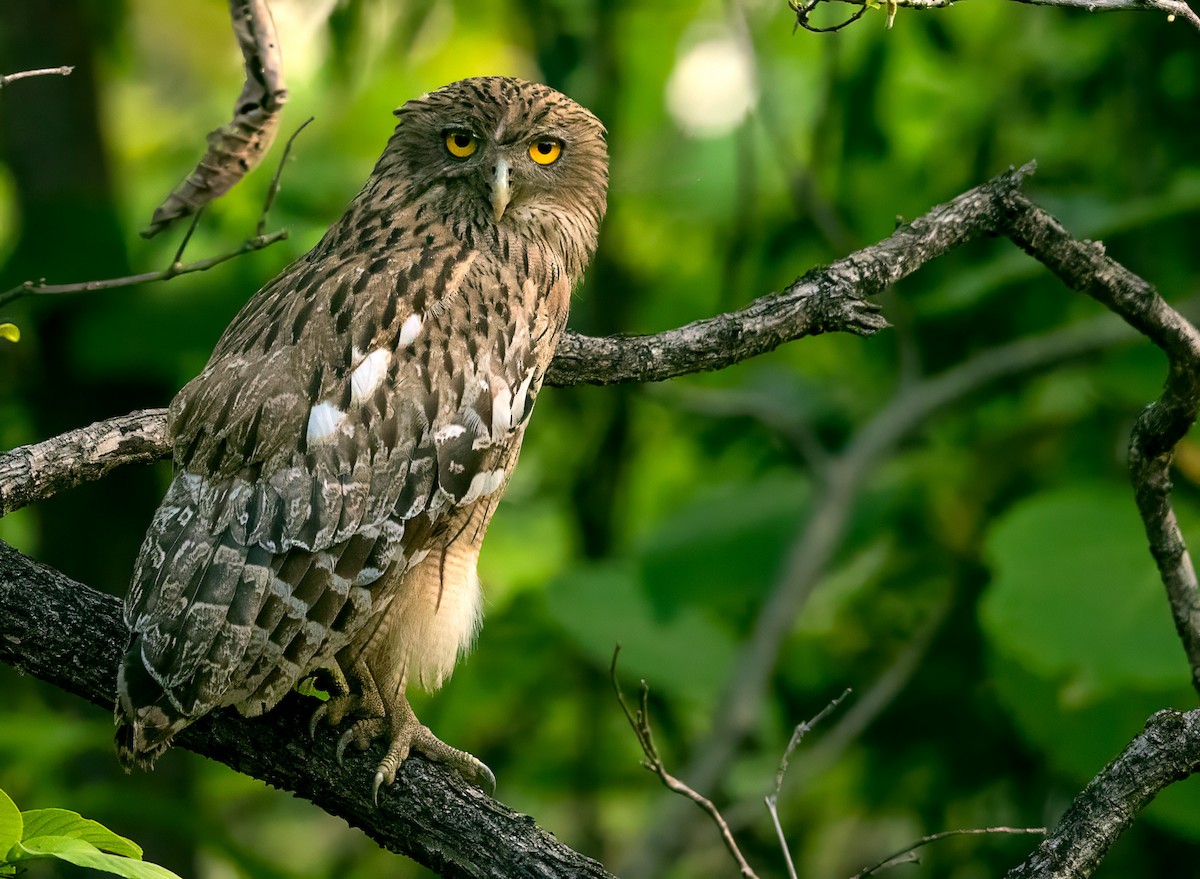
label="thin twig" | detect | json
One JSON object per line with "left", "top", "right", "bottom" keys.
{"left": 258, "top": 116, "right": 315, "bottom": 236}
{"left": 770, "top": 689, "right": 852, "bottom": 798}
{"left": 787, "top": 0, "right": 1200, "bottom": 32}
{"left": 852, "top": 827, "right": 1046, "bottom": 878}
{"left": 764, "top": 689, "right": 851, "bottom": 879}
{"left": 610, "top": 645, "right": 760, "bottom": 879}
{"left": 0, "top": 231, "right": 289, "bottom": 309}
{"left": 171, "top": 210, "right": 206, "bottom": 267}
{"left": 0, "top": 66, "right": 74, "bottom": 89}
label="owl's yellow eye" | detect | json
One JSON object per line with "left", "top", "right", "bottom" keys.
{"left": 529, "top": 139, "right": 562, "bottom": 165}
{"left": 445, "top": 131, "right": 478, "bottom": 159}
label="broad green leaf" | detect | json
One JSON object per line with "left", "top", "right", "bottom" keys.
{"left": 21, "top": 809, "right": 142, "bottom": 858}
{"left": 0, "top": 324, "right": 17, "bottom": 343}
{"left": 980, "top": 485, "right": 1188, "bottom": 689}
{"left": 15, "top": 836, "right": 181, "bottom": 879}
{"left": 0, "top": 789, "right": 21, "bottom": 859}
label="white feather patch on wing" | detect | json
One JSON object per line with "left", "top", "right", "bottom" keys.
{"left": 398, "top": 313, "right": 423, "bottom": 347}
{"left": 350, "top": 349, "right": 391, "bottom": 403}
{"left": 459, "top": 468, "right": 506, "bottom": 505}
{"left": 306, "top": 402, "right": 347, "bottom": 445}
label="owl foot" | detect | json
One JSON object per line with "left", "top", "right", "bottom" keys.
{"left": 369, "top": 698, "right": 496, "bottom": 802}
{"left": 309, "top": 690, "right": 495, "bottom": 800}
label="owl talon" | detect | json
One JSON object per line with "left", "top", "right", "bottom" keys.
{"left": 308, "top": 703, "right": 328, "bottom": 740}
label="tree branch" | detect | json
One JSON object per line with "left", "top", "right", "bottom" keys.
{"left": 0, "top": 541, "right": 615, "bottom": 879}
{"left": 0, "top": 66, "right": 74, "bottom": 89}
{"left": 1005, "top": 709, "right": 1200, "bottom": 878}
{"left": 997, "top": 193, "right": 1200, "bottom": 696}
{"left": 787, "top": 0, "right": 1200, "bottom": 33}
{"left": 547, "top": 164, "right": 1037, "bottom": 386}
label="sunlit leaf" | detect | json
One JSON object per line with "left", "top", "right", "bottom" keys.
{"left": 14, "top": 836, "right": 181, "bottom": 879}
{"left": 0, "top": 324, "right": 18, "bottom": 343}
{"left": 21, "top": 809, "right": 142, "bottom": 858}
{"left": 0, "top": 789, "right": 21, "bottom": 859}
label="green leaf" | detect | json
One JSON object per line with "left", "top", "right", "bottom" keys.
{"left": 21, "top": 808, "right": 142, "bottom": 858}
{"left": 0, "top": 789, "right": 22, "bottom": 861}
{"left": 0, "top": 324, "right": 17, "bottom": 343}
{"left": 980, "top": 485, "right": 1187, "bottom": 690}
{"left": 14, "top": 836, "right": 182, "bottom": 879}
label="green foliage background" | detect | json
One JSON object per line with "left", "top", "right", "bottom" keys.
{"left": 2, "top": 0, "right": 1199, "bottom": 876}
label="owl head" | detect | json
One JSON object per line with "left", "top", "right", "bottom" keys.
{"left": 378, "top": 76, "right": 608, "bottom": 265}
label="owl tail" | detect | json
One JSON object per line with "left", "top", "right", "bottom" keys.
{"left": 114, "top": 637, "right": 192, "bottom": 772}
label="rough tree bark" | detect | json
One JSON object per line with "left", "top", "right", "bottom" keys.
{"left": 2, "top": 164, "right": 1199, "bottom": 879}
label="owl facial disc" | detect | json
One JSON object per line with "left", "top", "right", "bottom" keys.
{"left": 490, "top": 159, "right": 512, "bottom": 221}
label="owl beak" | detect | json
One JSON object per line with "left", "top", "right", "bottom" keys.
{"left": 490, "top": 160, "right": 512, "bottom": 222}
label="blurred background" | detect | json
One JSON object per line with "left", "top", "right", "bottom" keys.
{"left": 2, "top": 0, "right": 1199, "bottom": 876}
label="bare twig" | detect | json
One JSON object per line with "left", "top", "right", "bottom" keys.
{"left": 853, "top": 827, "right": 1046, "bottom": 879}
{"left": 0, "top": 66, "right": 74, "bottom": 89}
{"left": 786, "top": 0, "right": 1200, "bottom": 31}
{"left": 764, "top": 689, "right": 851, "bottom": 879}
{"left": 610, "top": 646, "right": 760, "bottom": 879}
{"left": 142, "top": 0, "right": 288, "bottom": 237}
{"left": 0, "top": 231, "right": 288, "bottom": 309}
{"left": 257, "top": 116, "right": 314, "bottom": 236}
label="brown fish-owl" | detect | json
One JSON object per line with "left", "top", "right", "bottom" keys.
{"left": 116, "top": 76, "right": 608, "bottom": 796}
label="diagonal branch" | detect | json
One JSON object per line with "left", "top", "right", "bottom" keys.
{"left": 0, "top": 540, "right": 615, "bottom": 879}
{"left": 1004, "top": 709, "right": 1200, "bottom": 878}
{"left": 547, "top": 164, "right": 1035, "bottom": 386}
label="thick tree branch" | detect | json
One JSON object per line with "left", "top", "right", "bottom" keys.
{"left": 0, "top": 409, "right": 168, "bottom": 517}
{"left": 1005, "top": 709, "right": 1200, "bottom": 879}
{"left": 547, "top": 165, "right": 1036, "bottom": 386}
{"left": 0, "top": 541, "right": 615, "bottom": 879}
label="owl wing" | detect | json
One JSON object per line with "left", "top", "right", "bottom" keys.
{"left": 121, "top": 244, "right": 552, "bottom": 736}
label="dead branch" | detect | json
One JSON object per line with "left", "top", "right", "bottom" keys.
{"left": 788, "top": 0, "right": 1200, "bottom": 33}
{"left": 997, "top": 193, "right": 1200, "bottom": 696}
{"left": 142, "top": 0, "right": 288, "bottom": 237}
{"left": 0, "top": 231, "right": 288, "bottom": 309}
{"left": 0, "top": 66, "right": 74, "bottom": 89}
{"left": 610, "top": 645, "right": 759, "bottom": 879}
{"left": 765, "top": 690, "right": 851, "bottom": 879}
{"left": 0, "top": 116, "right": 312, "bottom": 311}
